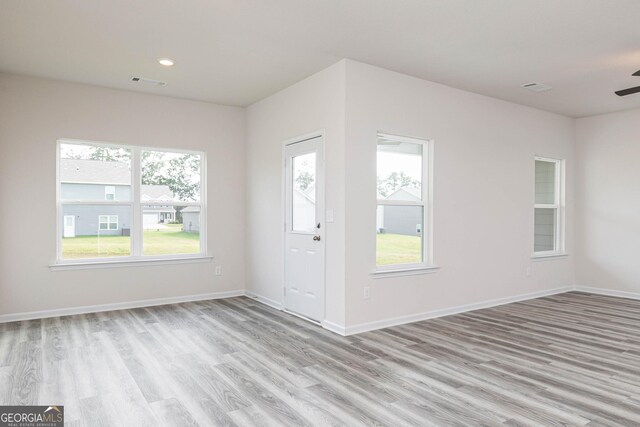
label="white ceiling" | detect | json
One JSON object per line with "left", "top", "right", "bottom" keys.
{"left": 2, "top": 0, "right": 640, "bottom": 117}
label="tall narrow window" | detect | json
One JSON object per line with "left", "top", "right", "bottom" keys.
{"left": 534, "top": 157, "right": 564, "bottom": 256}
{"left": 141, "top": 149, "right": 202, "bottom": 256}
{"left": 376, "top": 133, "right": 433, "bottom": 270}
{"left": 59, "top": 142, "right": 132, "bottom": 259}
{"left": 57, "top": 140, "right": 205, "bottom": 263}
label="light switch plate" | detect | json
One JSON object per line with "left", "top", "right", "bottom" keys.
{"left": 326, "top": 209, "right": 334, "bottom": 223}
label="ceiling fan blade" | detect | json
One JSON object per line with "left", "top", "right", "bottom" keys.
{"left": 615, "top": 85, "right": 640, "bottom": 96}
{"left": 633, "top": 70, "right": 640, "bottom": 76}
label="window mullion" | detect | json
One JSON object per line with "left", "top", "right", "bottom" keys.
{"left": 132, "top": 147, "right": 142, "bottom": 257}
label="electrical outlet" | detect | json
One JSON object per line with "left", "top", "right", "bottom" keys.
{"left": 525, "top": 266, "right": 531, "bottom": 277}
{"left": 364, "top": 286, "right": 371, "bottom": 299}
{"left": 215, "top": 266, "right": 222, "bottom": 276}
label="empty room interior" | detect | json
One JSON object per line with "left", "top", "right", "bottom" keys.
{"left": 2, "top": 1, "right": 640, "bottom": 425}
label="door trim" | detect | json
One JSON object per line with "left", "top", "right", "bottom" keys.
{"left": 281, "top": 130, "right": 326, "bottom": 324}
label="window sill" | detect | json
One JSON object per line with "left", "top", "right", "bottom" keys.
{"left": 371, "top": 265, "right": 440, "bottom": 279}
{"left": 531, "top": 253, "right": 568, "bottom": 261}
{"left": 50, "top": 255, "right": 213, "bottom": 271}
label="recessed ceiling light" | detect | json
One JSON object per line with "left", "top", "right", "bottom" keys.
{"left": 158, "top": 58, "right": 175, "bottom": 67}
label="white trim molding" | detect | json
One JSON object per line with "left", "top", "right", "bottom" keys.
{"left": 322, "top": 320, "right": 347, "bottom": 336}
{"left": 4, "top": 285, "right": 638, "bottom": 336}
{"left": 573, "top": 286, "right": 640, "bottom": 301}
{"left": 371, "top": 265, "right": 440, "bottom": 279}
{"left": 0, "top": 289, "right": 244, "bottom": 324}
{"left": 341, "top": 286, "right": 573, "bottom": 336}
{"left": 245, "top": 291, "right": 348, "bottom": 336}
{"left": 531, "top": 253, "right": 569, "bottom": 261}
{"left": 244, "top": 291, "right": 283, "bottom": 310}
{"left": 50, "top": 255, "right": 213, "bottom": 271}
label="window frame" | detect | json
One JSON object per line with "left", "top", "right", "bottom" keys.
{"left": 533, "top": 156, "right": 565, "bottom": 258}
{"left": 55, "top": 139, "right": 207, "bottom": 266}
{"left": 374, "top": 133, "right": 436, "bottom": 274}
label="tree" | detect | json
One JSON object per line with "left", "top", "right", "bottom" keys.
{"left": 141, "top": 151, "right": 201, "bottom": 201}
{"left": 60, "top": 144, "right": 130, "bottom": 162}
{"left": 89, "top": 146, "right": 131, "bottom": 162}
{"left": 377, "top": 171, "right": 420, "bottom": 198}
{"left": 295, "top": 171, "right": 314, "bottom": 191}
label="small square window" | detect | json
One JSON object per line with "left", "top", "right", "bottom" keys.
{"left": 105, "top": 186, "right": 116, "bottom": 201}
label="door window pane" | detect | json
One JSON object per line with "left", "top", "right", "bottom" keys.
{"left": 61, "top": 205, "right": 130, "bottom": 259}
{"left": 143, "top": 206, "right": 200, "bottom": 255}
{"left": 291, "top": 152, "right": 316, "bottom": 232}
{"left": 59, "top": 143, "right": 131, "bottom": 201}
{"left": 376, "top": 205, "right": 424, "bottom": 266}
{"left": 535, "top": 160, "right": 556, "bottom": 204}
{"left": 534, "top": 208, "right": 556, "bottom": 252}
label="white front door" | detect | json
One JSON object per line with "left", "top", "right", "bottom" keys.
{"left": 63, "top": 215, "right": 75, "bottom": 238}
{"left": 284, "top": 135, "right": 325, "bottom": 322}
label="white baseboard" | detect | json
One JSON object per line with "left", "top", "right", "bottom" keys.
{"left": 573, "top": 286, "right": 640, "bottom": 300}
{"left": 5, "top": 284, "right": 637, "bottom": 334}
{"left": 342, "top": 286, "right": 573, "bottom": 336}
{"left": 322, "top": 320, "right": 347, "bottom": 336}
{"left": 244, "top": 291, "right": 348, "bottom": 335}
{"left": 244, "top": 291, "right": 283, "bottom": 310}
{"left": 0, "top": 290, "right": 245, "bottom": 324}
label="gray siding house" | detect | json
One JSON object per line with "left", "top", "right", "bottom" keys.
{"left": 181, "top": 206, "right": 200, "bottom": 233}
{"left": 377, "top": 187, "right": 423, "bottom": 236}
{"left": 61, "top": 159, "right": 177, "bottom": 237}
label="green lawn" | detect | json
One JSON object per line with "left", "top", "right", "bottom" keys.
{"left": 62, "top": 224, "right": 200, "bottom": 259}
{"left": 376, "top": 233, "right": 422, "bottom": 266}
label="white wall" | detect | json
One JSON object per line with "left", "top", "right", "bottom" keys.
{"left": 344, "top": 60, "right": 575, "bottom": 328}
{"left": 0, "top": 73, "right": 246, "bottom": 317}
{"left": 575, "top": 109, "right": 640, "bottom": 295}
{"left": 1, "top": 61, "right": 582, "bottom": 332}
{"left": 245, "top": 60, "right": 346, "bottom": 326}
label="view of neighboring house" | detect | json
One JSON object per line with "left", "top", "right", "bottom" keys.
{"left": 181, "top": 206, "right": 200, "bottom": 233}
{"left": 140, "top": 185, "right": 176, "bottom": 229}
{"left": 60, "top": 158, "right": 178, "bottom": 237}
{"left": 376, "top": 187, "right": 423, "bottom": 236}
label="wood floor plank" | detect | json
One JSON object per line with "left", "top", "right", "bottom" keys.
{"left": 2, "top": 291, "right": 640, "bottom": 425}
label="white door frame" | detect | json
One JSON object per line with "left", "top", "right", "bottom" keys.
{"left": 282, "top": 130, "right": 326, "bottom": 324}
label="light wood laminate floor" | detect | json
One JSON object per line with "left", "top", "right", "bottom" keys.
{"left": 1, "top": 292, "right": 640, "bottom": 426}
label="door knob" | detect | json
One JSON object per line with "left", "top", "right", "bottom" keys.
{"left": 313, "top": 235, "right": 321, "bottom": 241}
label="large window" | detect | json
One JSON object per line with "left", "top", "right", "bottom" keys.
{"left": 376, "top": 133, "right": 433, "bottom": 271}
{"left": 534, "top": 157, "right": 564, "bottom": 256}
{"left": 57, "top": 140, "right": 205, "bottom": 263}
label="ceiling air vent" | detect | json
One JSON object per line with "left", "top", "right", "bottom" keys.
{"left": 130, "top": 77, "right": 167, "bottom": 86}
{"left": 521, "top": 82, "right": 552, "bottom": 92}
